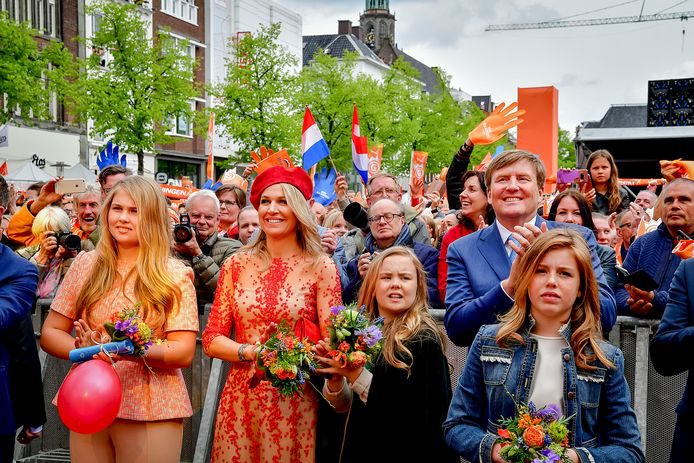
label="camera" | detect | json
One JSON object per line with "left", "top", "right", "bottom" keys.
{"left": 344, "top": 202, "right": 370, "bottom": 233}
{"left": 57, "top": 232, "right": 81, "bottom": 252}
{"left": 174, "top": 211, "right": 197, "bottom": 243}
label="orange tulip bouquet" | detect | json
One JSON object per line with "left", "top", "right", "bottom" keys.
{"left": 496, "top": 402, "right": 572, "bottom": 462}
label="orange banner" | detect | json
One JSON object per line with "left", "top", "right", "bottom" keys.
{"left": 206, "top": 113, "right": 215, "bottom": 181}
{"left": 410, "top": 151, "right": 428, "bottom": 184}
{"left": 367, "top": 143, "right": 383, "bottom": 180}
{"left": 159, "top": 184, "right": 197, "bottom": 200}
{"left": 517, "top": 87, "right": 558, "bottom": 193}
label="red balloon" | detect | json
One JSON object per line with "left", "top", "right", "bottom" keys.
{"left": 57, "top": 360, "right": 122, "bottom": 434}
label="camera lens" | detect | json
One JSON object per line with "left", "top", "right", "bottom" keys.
{"left": 174, "top": 225, "right": 193, "bottom": 243}
{"left": 58, "top": 233, "right": 81, "bottom": 252}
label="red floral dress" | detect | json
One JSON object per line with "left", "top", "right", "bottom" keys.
{"left": 202, "top": 252, "right": 341, "bottom": 463}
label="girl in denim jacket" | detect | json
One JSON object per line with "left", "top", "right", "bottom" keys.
{"left": 443, "top": 228, "right": 644, "bottom": 463}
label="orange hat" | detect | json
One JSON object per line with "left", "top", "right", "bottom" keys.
{"left": 249, "top": 166, "right": 313, "bottom": 209}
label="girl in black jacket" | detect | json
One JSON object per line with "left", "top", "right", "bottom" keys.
{"left": 317, "top": 246, "right": 456, "bottom": 463}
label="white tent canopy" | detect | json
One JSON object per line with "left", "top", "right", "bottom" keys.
{"left": 63, "top": 163, "right": 97, "bottom": 184}
{"left": 5, "top": 161, "right": 52, "bottom": 190}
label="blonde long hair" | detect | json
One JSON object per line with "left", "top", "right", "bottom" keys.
{"left": 75, "top": 176, "right": 182, "bottom": 331}
{"left": 587, "top": 149, "right": 621, "bottom": 214}
{"left": 242, "top": 183, "right": 323, "bottom": 269}
{"left": 358, "top": 247, "right": 445, "bottom": 376}
{"left": 496, "top": 228, "right": 614, "bottom": 371}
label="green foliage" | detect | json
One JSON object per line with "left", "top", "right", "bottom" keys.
{"left": 55, "top": 0, "right": 198, "bottom": 174}
{"left": 0, "top": 12, "right": 70, "bottom": 125}
{"left": 212, "top": 24, "right": 504, "bottom": 177}
{"left": 558, "top": 126, "right": 576, "bottom": 168}
{"left": 211, "top": 23, "right": 300, "bottom": 168}
{"left": 297, "top": 50, "right": 365, "bottom": 171}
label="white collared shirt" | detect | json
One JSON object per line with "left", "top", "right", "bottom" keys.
{"left": 495, "top": 215, "right": 538, "bottom": 255}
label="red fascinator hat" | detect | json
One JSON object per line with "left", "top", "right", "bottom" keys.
{"left": 250, "top": 166, "right": 313, "bottom": 209}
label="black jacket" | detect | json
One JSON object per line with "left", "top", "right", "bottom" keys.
{"left": 339, "top": 332, "right": 457, "bottom": 463}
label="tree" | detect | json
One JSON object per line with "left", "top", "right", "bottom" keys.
{"left": 417, "top": 68, "right": 469, "bottom": 173}
{"left": 297, "top": 50, "right": 384, "bottom": 171}
{"left": 558, "top": 126, "right": 576, "bottom": 168}
{"left": 0, "top": 13, "right": 67, "bottom": 124}
{"left": 57, "top": 0, "right": 198, "bottom": 175}
{"left": 211, "top": 23, "right": 300, "bottom": 167}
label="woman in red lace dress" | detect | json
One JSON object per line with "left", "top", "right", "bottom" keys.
{"left": 202, "top": 166, "right": 341, "bottom": 463}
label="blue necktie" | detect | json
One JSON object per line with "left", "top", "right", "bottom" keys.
{"left": 506, "top": 236, "right": 518, "bottom": 264}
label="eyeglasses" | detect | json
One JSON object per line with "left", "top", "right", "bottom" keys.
{"left": 219, "top": 200, "right": 237, "bottom": 208}
{"left": 368, "top": 213, "right": 404, "bottom": 224}
{"left": 370, "top": 188, "right": 398, "bottom": 198}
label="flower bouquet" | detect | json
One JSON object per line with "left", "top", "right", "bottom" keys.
{"left": 326, "top": 304, "right": 384, "bottom": 369}
{"left": 250, "top": 320, "right": 318, "bottom": 397}
{"left": 496, "top": 402, "right": 572, "bottom": 463}
{"left": 68, "top": 305, "right": 155, "bottom": 363}
{"left": 104, "top": 306, "right": 155, "bottom": 355}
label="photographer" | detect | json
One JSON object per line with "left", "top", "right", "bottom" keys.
{"left": 17, "top": 206, "right": 79, "bottom": 299}
{"left": 173, "top": 190, "right": 241, "bottom": 307}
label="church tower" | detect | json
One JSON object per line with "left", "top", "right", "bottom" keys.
{"left": 359, "top": 0, "right": 396, "bottom": 61}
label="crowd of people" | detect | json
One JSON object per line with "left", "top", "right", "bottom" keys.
{"left": 0, "top": 133, "right": 692, "bottom": 463}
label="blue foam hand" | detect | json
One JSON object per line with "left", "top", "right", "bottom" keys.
{"left": 313, "top": 167, "right": 337, "bottom": 206}
{"left": 202, "top": 179, "right": 223, "bottom": 191}
{"left": 96, "top": 141, "right": 127, "bottom": 171}
{"left": 69, "top": 339, "right": 135, "bottom": 363}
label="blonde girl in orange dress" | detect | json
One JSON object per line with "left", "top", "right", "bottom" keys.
{"left": 202, "top": 166, "right": 342, "bottom": 463}
{"left": 40, "top": 176, "right": 198, "bottom": 463}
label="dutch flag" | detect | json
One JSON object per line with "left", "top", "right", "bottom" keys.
{"left": 352, "top": 104, "right": 369, "bottom": 184}
{"left": 302, "top": 107, "right": 330, "bottom": 170}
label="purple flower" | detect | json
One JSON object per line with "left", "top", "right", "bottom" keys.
{"left": 541, "top": 448, "right": 560, "bottom": 463}
{"left": 330, "top": 305, "right": 346, "bottom": 316}
{"left": 538, "top": 403, "right": 562, "bottom": 422}
{"left": 356, "top": 325, "right": 383, "bottom": 348}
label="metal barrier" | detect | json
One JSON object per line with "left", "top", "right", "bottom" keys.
{"left": 15, "top": 304, "right": 688, "bottom": 463}
{"left": 15, "top": 301, "right": 215, "bottom": 463}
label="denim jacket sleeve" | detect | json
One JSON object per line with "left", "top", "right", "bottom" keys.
{"left": 443, "top": 328, "right": 498, "bottom": 462}
{"left": 575, "top": 348, "right": 645, "bottom": 463}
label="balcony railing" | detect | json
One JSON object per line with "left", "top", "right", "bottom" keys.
{"left": 161, "top": 0, "right": 197, "bottom": 25}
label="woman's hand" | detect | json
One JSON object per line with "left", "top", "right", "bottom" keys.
{"left": 477, "top": 214, "right": 488, "bottom": 230}
{"left": 566, "top": 449, "right": 580, "bottom": 463}
{"left": 73, "top": 319, "right": 95, "bottom": 349}
{"left": 491, "top": 443, "right": 505, "bottom": 463}
{"left": 242, "top": 163, "right": 257, "bottom": 179}
{"left": 583, "top": 188, "right": 596, "bottom": 203}
{"left": 314, "top": 339, "right": 363, "bottom": 386}
{"left": 36, "top": 231, "right": 58, "bottom": 265}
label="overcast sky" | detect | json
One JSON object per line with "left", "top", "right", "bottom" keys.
{"left": 282, "top": 0, "right": 694, "bottom": 135}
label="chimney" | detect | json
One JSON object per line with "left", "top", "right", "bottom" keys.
{"left": 351, "top": 25, "right": 363, "bottom": 39}
{"left": 338, "top": 20, "right": 352, "bottom": 35}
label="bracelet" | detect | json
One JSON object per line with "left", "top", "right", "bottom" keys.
{"left": 462, "top": 141, "right": 474, "bottom": 152}
{"left": 237, "top": 343, "right": 252, "bottom": 363}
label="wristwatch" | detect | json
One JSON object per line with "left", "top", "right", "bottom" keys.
{"left": 192, "top": 253, "right": 205, "bottom": 265}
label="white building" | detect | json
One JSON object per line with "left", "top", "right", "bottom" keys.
{"left": 206, "top": 0, "right": 303, "bottom": 159}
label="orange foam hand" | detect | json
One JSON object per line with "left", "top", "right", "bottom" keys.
{"left": 250, "top": 146, "right": 294, "bottom": 174}
{"left": 468, "top": 102, "right": 525, "bottom": 146}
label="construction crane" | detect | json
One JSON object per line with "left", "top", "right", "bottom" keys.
{"left": 486, "top": 10, "right": 694, "bottom": 31}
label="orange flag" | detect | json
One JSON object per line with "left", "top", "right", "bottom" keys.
{"left": 206, "top": 113, "right": 215, "bottom": 181}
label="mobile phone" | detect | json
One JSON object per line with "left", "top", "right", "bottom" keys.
{"left": 615, "top": 266, "right": 659, "bottom": 292}
{"left": 578, "top": 169, "right": 592, "bottom": 193}
{"left": 55, "top": 179, "right": 87, "bottom": 195}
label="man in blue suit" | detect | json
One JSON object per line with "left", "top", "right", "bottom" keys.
{"left": 651, "top": 257, "right": 694, "bottom": 460}
{"left": 0, "top": 175, "right": 39, "bottom": 462}
{"left": 444, "top": 150, "right": 617, "bottom": 346}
